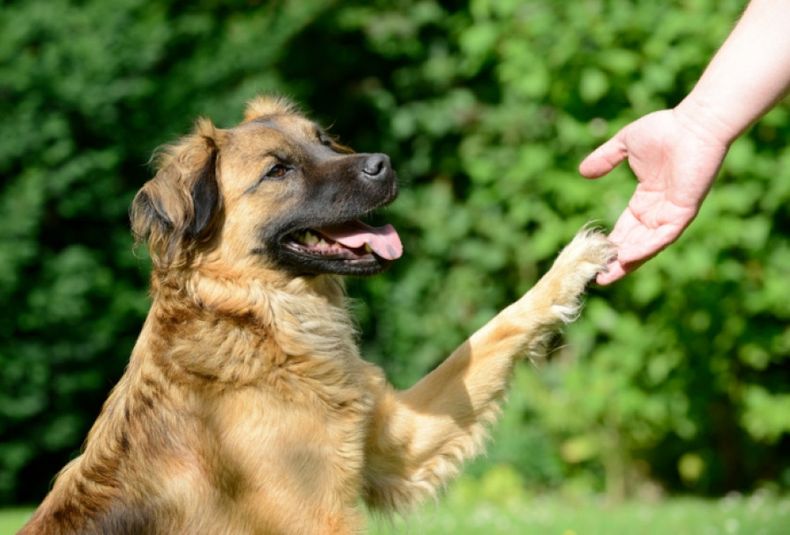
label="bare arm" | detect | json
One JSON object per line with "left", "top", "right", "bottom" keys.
{"left": 677, "top": 0, "right": 790, "bottom": 145}
{"left": 580, "top": 0, "right": 790, "bottom": 284}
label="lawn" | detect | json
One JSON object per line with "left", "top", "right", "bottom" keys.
{"left": 3, "top": 487, "right": 787, "bottom": 534}
{"left": 0, "top": 509, "right": 31, "bottom": 535}
{"left": 368, "top": 493, "right": 789, "bottom": 535}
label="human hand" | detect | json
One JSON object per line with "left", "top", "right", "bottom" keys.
{"left": 579, "top": 108, "right": 729, "bottom": 285}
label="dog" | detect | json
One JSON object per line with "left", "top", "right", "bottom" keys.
{"left": 20, "top": 96, "right": 615, "bottom": 535}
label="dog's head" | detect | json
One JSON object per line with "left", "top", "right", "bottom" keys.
{"left": 130, "top": 96, "right": 401, "bottom": 277}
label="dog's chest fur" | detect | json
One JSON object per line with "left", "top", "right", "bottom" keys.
{"left": 26, "top": 276, "right": 383, "bottom": 534}
{"left": 139, "top": 274, "right": 384, "bottom": 531}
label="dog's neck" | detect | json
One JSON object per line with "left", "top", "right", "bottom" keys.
{"left": 136, "top": 267, "right": 360, "bottom": 386}
{"left": 150, "top": 264, "right": 347, "bottom": 317}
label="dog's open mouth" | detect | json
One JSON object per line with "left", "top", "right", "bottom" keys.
{"left": 282, "top": 220, "right": 403, "bottom": 264}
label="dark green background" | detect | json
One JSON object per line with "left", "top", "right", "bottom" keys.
{"left": 1, "top": 0, "right": 787, "bottom": 505}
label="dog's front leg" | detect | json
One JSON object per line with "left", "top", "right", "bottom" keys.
{"left": 362, "top": 228, "right": 615, "bottom": 511}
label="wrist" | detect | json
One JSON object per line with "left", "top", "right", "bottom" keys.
{"left": 674, "top": 93, "right": 742, "bottom": 148}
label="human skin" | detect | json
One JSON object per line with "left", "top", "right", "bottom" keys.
{"left": 579, "top": 0, "right": 790, "bottom": 285}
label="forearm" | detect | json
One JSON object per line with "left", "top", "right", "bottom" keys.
{"left": 676, "top": 0, "right": 790, "bottom": 145}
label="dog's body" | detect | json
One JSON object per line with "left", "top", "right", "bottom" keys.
{"left": 21, "top": 97, "right": 614, "bottom": 535}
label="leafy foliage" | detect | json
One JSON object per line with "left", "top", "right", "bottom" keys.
{"left": 1, "top": 0, "right": 787, "bottom": 504}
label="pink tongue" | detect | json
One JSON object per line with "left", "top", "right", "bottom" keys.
{"left": 319, "top": 221, "right": 403, "bottom": 260}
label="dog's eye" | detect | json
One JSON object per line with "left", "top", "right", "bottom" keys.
{"left": 265, "top": 164, "right": 290, "bottom": 180}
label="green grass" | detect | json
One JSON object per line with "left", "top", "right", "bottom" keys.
{"left": 3, "top": 490, "right": 787, "bottom": 535}
{"left": 368, "top": 494, "right": 789, "bottom": 535}
{"left": 0, "top": 508, "right": 32, "bottom": 534}
{"left": 366, "top": 471, "right": 790, "bottom": 535}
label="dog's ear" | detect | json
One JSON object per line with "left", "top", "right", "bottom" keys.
{"left": 130, "top": 118, "right": 225, "bottom": 268}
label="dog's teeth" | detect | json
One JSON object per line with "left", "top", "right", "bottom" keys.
{"left": 317, "top": 238, "right": 328, "bottom": 248}
{"left": 364, "top": 244, "right": 372, "bottom": 253}
{"left": 303, "top": 232, "right": 319, "bottom": 245}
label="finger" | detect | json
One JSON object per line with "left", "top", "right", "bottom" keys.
{"left": 605, "top": 208, "right": 660, "bottom": 262}
{"left": 616, "top": 225, "right": 676, "bottom": 265}
{"left": 597, "top": 255, "right": 649, "bottom": 285}
{"left": 578, "top": 131, "right": 628, "bottom": 179}
{"left": 596, "top": 211, "right": 654, "bottom": 285}
{"left": 614, "top": 211, "right": 685, "bottom": 265}
{"left": 594, "top": 220, "right": 628, "bottom": 285}
{"left": 596, "top": 259, "right": 626, "bottom": 285}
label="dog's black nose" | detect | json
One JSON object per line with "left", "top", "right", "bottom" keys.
{"left": 361, "top": 153, "right": 391, "bottom": 181}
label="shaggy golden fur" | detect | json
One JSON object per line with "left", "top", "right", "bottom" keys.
{"left": 20, "top": 96, "right": 615, "bottom": 535}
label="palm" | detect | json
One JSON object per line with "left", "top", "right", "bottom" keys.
{"left": 580, "top": 110, "right": 728, "bottom": 284}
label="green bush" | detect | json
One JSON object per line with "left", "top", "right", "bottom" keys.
{"left": 1, "top": 0, "right": 787, "bottom": 504}
{"left": 0, "top": 0, "right": 325, "bottom": 503}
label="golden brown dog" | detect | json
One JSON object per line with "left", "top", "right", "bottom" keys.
{"left": 20, "top": 96, "right": 614, "bottom": 535}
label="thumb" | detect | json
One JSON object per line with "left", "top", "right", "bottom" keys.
{"left": 579, "top": 131, "right": 628, "bottom": 179}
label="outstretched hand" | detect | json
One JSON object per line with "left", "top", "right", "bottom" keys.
{"left": 579, "top": 109, "right": 729, "bottom": 285}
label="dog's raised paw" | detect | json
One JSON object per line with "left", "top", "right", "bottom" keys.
{"left": 538, "top": 227, "right": 616, "bottom": 322}
{"left": 557, "top": 227, "right": 617, "bottom": 277}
